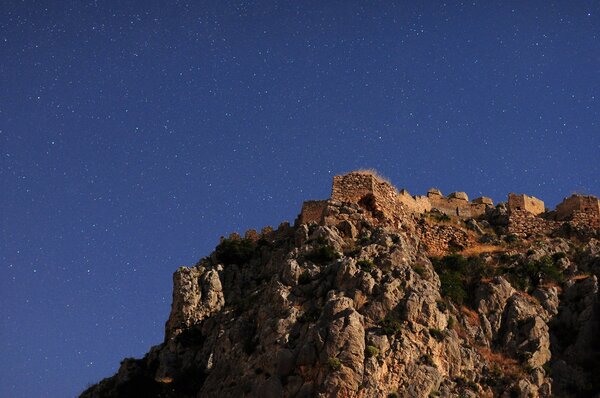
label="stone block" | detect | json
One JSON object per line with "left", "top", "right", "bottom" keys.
{"left": 473, "top": 197, "right": 494, "bottom": 206}
{"left": 448, "top": 192, "right": 469, "bottom": 201}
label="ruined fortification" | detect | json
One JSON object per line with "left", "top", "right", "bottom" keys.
{"left": 83, "top": 169, "right": 600, "bottom": 398}
{"left": 299, "top": 170, "right": 496, "bottom": 223}
{"left": 329, "top": 171, "right": 495, "bottom": 219}
{"left": 298, "top": 171, "right": 600, "bottom": 254}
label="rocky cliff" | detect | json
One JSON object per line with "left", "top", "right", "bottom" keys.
{"left": 81, "top": 175, "right": 600, "bottom": 398}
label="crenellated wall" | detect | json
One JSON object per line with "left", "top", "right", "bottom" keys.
{"left": 328, "top": 171, "right": 493, "bottom": 218}
{"left": 428, "top": 195, "right": 488, "bottom": 218}
{"left": 298, "top": 171, "right": 599, "bottom": 237}
{"left": 298, "top": 200, "right": 328, "bottom": 225}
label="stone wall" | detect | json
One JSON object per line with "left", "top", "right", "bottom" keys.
{"left": 329, "top": 172, "right": 411, "bottom": 221}
{"left": 508, "top": 193, "right": 545, "bottom": 215}
{"left": 298, "top": 200, "right": 328, "bottom": 225}
{"left": 330, "top": 172, "right": 492, "bottom": 219}
{"left": 508, "top": 210, "right": 560, "bottom": 237}
{"left": 371, "top": 177, "right": 407, "bottom": 219}
{"left": 428, "top": 195, "right": 488, "bottom": 218}
{"left": 397, "top": 190, "right": 432, "bottom": 213}
{"left": 555, "top": 195, "right": 600, "bottom": 221}
{"left": 302, "top": 172, "right": 598, "bottom": 237}
{"left": 418, "top": 223, "right": 470, "bottom": 257}
{"left": 331, "top": 173, "right": 375, "bottom": 204}
{"left": 571, "top": 210, "right": 600, "bottom": 231}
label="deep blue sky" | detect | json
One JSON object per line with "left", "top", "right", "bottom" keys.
{"left": 1, "top": 1, "right": 599, "bottom": 397}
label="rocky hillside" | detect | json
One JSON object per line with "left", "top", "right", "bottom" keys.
{"left": 81, "top": 182, "right": 600, "bottom": 398}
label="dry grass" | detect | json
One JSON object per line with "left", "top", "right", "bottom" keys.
{"left": 538, "top": 281, "right": 563, "bottom": 293}
{"left": 454, "top": 323, "right": 472, "bottom": 344}
{"left": 351, "top": 168, "right": 394, "bottom": 185}
{"left": 460, "top": 244, "right": 505, "bottom": 256}
{"left": 460, "top": 306, "right": 481, "bottom": 327}
{"left": 478, "top": 347, "right": 522, "bottom": 379}
{"left": 514, "top": 290, "right": 540, "bottom": 304}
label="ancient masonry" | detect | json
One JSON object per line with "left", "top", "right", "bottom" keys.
{"left": 298, "top": 171, "right": 600, "bottom": 254}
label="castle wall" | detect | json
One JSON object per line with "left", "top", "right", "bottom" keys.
{"left": 571, "top": 210, "right": 600, "bottom": 230}
{"left": 301, "top": 172, "right": 598, "bottom": 242}
{"left": 331, "top": 172, "right": 412, "bottom": 219}
{"left": 555, "top": 195, "right": 600, "bottom": 221}
{"left": 298, "top": 200, "right": 328, "bottom": 224}
{"left": 418, "top": 224, "right": 470, "bottom": 256}
{"left": 508, "top": 193, "right": 545, "bottom": 215}
{"left": 508, "top": 210, "right": 560, "bottom": 237}
{"left": 331, "top": 174, "right": 374, "bottom": 203}
{"left": 331, "top": 172, "right": 492, "bottom": 219}
{"left": 413, "top": 195, "right": 433, "bottom": 213}
{"left": 428, "top": 196, "right": 488, "bottom": 218}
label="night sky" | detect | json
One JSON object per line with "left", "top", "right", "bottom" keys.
{"left": 1, "top": 1, "right": 599, "bottom": 397}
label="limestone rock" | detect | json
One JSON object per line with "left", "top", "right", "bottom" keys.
{"left": 449, "top": 191, "right": 469, "bottom": 201}
{"left": 81, "top": 184, "right": 600, "bottom": 398}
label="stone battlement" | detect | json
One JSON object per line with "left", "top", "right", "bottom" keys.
{"left": 329, "top": 171, "right": 495, "bottom": 219}
{"left": 298, "top": 171, "right": 600, "bottom": 238}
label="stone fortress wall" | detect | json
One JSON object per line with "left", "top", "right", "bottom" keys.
{"left": 508, "top": 193, "right": 545, "bottom": 215}
{"left": 298, "top": 200, "right": 328, "bottom": 225}
{"left": 507, "top": 192, "right": 600, "bottom": 236}
{"left": 329, "top": 171, "right": 496, "bottom": 219}
{"left": 555, "top": 194, "right": 600, "bottom": 220}
{"left": 298, "top": 171, "right": 600, "bottom": 244}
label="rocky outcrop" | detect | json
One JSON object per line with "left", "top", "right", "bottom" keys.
{"left": 165, "top": 267, "right": 224, "bottom": 340}
{"left": 81, "top": 176, "right": 600, "bottom": 398}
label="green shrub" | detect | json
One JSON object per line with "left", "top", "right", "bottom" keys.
{"left": 505, "top": 234, "right": 519, "bottom": 244}
{"left": 437, "top": 268, "right": 467, "bottom": 304}
{"left": 328, "top": 357, "right": 342, "bottom": 371}
{"left": 305, "top": 245, "right": 340, "bottom": 264}
{"left": 502, "top": 255, "right": 564, "bottom": 292}
{"left": 365, "top": 345, "right": 380, "bottom": 358}
{"left": 378, "top": 316, "right": 402, "bottom": 336}
{"left": 430, "top": 212, "right": 451, "bottom": 222}
{"left": 431, "top": 254, "right": 492, "bottom": 305}
{"left": 447, "top": 316, "right": 456, "bottom": 330}
{"left": 357, "top": 259, "right": 375, "bottom": 272}
{"left": 215, "top": 238, "right": 256, "bottom": 265}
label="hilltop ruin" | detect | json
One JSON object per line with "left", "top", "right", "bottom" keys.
{"left": 298, "top": 171, "right": 600, "bottom": 255}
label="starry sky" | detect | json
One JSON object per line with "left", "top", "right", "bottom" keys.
{"left": 1, "top": 1, "right": 599, "bottom": 397}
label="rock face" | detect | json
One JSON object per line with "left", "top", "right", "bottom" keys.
{"left": 81, "top": 176, "right": 600, "bottom": 398}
